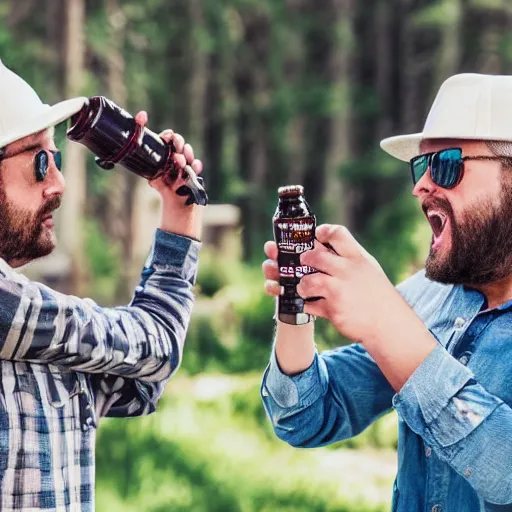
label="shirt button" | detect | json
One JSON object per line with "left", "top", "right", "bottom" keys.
{"left": 458, "top": 354, "right": 470, "bottom": 365}
{"left": 425, "top": 446, "right": 432, "bottom": 457}
{"left": 432, "top": 505, "right": 441, "bottom": 512}
{"left": 465, "top": 468, "right": 471, "bottom": 478}
{"left": 454, "top": 317, "right": 466, "bottom": 330}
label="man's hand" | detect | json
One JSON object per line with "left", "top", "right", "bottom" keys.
{"left": 297, "top": 224, "right": 403, "bottom": 343}
{"left": 135, "top": 111, "right": 204, "bottom": 240}
{"left": 262, "top": 240, "right": 316, "bottom": 375}
{"left": 262, "top": 241, "right": 281, "bottom": 297}
{"left": 264, "top": 223, "right": 437, "bottom": 389}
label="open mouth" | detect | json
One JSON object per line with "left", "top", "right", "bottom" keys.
{"left": 427, "top": 211, "right": 446, "bottom": 237}
{"left": 41, "top": 213, "right": 54, "bottom": 228}
{"left": 422, "top": 205, "right": 449, "bottom": 243}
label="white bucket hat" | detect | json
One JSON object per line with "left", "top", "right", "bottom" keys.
{"left": 380, "top": 73, "right": 512, "bottom": 162}
{"left": 0, "top": 60, "right": 87, "bottom": 148}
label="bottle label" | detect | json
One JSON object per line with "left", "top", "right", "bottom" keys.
{"left": 275, "top": 217, "right": 316, "bottom": 279}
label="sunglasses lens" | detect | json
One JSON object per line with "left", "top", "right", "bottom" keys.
{"left": 53, "top": 151, "right": 62, "bottom": 171}
{"left": 35, "top": 150, "right": 49, "bottom": 182}
{"left": 431, "top": 149, "right": 462, "bottom": 188}
{"left": 411, "top": 155, "right": 429, "bottom": 184}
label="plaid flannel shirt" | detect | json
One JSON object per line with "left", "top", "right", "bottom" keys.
{"left": 0, "top": 229, "right": 199, "bottom": 511}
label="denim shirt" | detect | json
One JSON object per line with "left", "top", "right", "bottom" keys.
{"left": 261, "top": 269, "right": 512, "bottom": 512}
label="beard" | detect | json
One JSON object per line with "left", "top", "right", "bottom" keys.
{"left": 425, "top": 180, "right": 512, "bottom": 285}
{"left": 0, "top": 191, "right": 61, "bottom": 265}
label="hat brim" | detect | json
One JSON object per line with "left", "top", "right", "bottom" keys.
{"left": 380, "top": 133, "right": 424, "bottom": 162}
{"left": 0, "top": 96, "right": 88, "bottom": 148}
{"left": 380, "top": 131, "right": 512, "bottom": 162}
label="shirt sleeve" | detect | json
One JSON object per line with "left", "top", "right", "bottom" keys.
{"left": 393, "top": 343, "right": 512, "bottom": 505}
{"left": 92, "top": 374, "right": 168, "bottom": 418}
{"left": 0, "top": 229, "right": 199, "bottom": 383}
{"left": 261, "top": 342, "right": 395, "bottom": 448}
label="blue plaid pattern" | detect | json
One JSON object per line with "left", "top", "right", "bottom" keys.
{"left": 0, "top": 229, "right": 199, "bottom": 511}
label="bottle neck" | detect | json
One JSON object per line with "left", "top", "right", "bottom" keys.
{"left": 276, "top": 195, "right": 312, "bottom": 218}
{"left": 278, "top": 195, "right": 303, "bottom": 206}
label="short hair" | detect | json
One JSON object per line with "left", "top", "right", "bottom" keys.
{"left": 486, "top": 141, "right": 512, "bottom": 173}
{"left": 486, "top": 141, "right": 512, "bottom": 158}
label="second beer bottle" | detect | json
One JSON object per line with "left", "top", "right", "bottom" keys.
{"left": 273, "top": 185, "right": 316, "bottom": 325}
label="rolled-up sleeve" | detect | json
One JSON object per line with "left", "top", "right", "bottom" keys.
{"left": 393, "top": 343, "right": 512, "bottom": 504}
{"left": 261, "top": 342, "right": 394, "bottom": 448}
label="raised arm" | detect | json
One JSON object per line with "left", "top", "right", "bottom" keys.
{"left": 0, "top": 229, "right": 198, "bottom": 382}
{"left": 260, "top": 238, "right": 394, "bottom": 446}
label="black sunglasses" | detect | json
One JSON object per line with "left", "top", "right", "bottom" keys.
{"left": 0, "top": 148, "right": 62, "bottom": 182}
{"left": 410, "top": 147, "right": 510, "bottom": 189}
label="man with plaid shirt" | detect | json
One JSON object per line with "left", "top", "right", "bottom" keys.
{"left": 0, "top": 60, "right": 204, "bottom": 510}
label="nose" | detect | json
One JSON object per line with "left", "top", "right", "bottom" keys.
{"left": 412, "top": 166, "right": 437, "bottom": 198}
{"left": 42, "top": 160, "right": 66, "bottom": 199}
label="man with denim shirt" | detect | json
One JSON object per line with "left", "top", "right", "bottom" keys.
{"left": 261, "top": 73, "right": 512, "bottom": 511}
{"left": 0, "top": 61, "right": 203, "bottom": 511}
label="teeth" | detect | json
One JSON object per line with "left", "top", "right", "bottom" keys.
{"left": 426, "top": 210, "right": 446, "bottom": 236}
{"left": 427, "top": 210, "right": 446, "bottom": 222}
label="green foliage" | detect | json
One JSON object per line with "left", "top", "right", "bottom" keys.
{"left": 84, "top": 218, "right": 122, "bottom": 304}
{"left": 182, "top": 310, "right": 231, "bottom": 375}
{"left": 341, "top": 151, "right": 422, "bottom": 284}
{"left": 96, "top": 374, "right": 396, "bottom": 512}
{"left": 412, "top": 1, "right": 460, "bottom": 27}
{"left": 185, "top": 259, "right": 276, "bottom": 374}
{"left": 196, "top": 249, "right": 246, "bottom": 297}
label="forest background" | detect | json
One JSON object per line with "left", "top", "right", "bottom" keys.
{"left": 2, "top": 0, "right": 512, "bottom": 510}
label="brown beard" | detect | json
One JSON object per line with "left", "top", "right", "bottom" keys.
{"left": 0, "top": 188, "right": 61, "bottom": 265}
{"left": 425, "top": 180, "right": 512, "bottom": 285}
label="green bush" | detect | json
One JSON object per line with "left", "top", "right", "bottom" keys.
{"left": 84, "top": 218, "right": 122, "bottom": 304}
{"left": 181, "top": 308, "right": 231, "bottom": 375}
{"left": 196, "top": 249, "right": 246, "bottom": 297}
{"left": 185, "top": 264, "right": 276, "bottom": 373}
{"left": 96, "top": 374, "right": 395, "bottom": 512}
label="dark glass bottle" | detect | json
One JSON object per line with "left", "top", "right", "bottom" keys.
{"left": 273, "top": 185, "right": 316, "bottom": 325}
{"left": 66, "top": 96, "right": 207, "bottom": 206}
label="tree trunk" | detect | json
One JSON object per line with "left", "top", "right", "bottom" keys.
{"left": 374, "top": 0, "right": 394, "bottom": 142}
{"left": 104, "top": 0, "right": 139, "bottom": 303}
{"left": 187, "top": 0, "right": 208, "bottom": 156}
{"left": 60, "top": 0, "right": 88, "bottom": 296}
{"left": 435, "top": 0, "right": 462, "bottom": 83}
{"left": 323, "top": 0, "right": 354, "bottom": 226}
{"left": 299, "top": 0, "right": 353, "bottom": 226}
{"left": 235, "top": 8, "right": 271, "bottom": 260}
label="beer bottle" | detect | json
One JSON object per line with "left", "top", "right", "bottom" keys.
{"left": 67, "top": 96, "right": 207, "bottom": 206}
{"left": 273, "top": 185, "right": 316, "bottom": 325}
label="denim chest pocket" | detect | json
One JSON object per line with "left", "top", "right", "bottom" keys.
{"left": 2, "top": 362, "right": 82, "bottom": 434}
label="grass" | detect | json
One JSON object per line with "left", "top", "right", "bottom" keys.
{"left": 96, "top": 372, "right": 397, "bottom": 512}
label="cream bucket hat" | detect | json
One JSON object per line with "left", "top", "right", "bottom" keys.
{"left": 0, "top": 60, "right": 87, "bottom": 148}
{"left": 381, "top": 73, "right": 512, "bottom": 162}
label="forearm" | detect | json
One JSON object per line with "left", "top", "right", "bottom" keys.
{"left": 160, "top": 202, "right": 203, "bottom": 241}
{"left": 274, "top": 318, "right": 316, "bottom": 375}
{"left": 262, "top": 342, "right": 394, "bottom": 447}
{"left": 361, "top": 292, "right": 437, "bottom": 392}
{"left": 0, "top": 231, "right": 199, "bottom": 380}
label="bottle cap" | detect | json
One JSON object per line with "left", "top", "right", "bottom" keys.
{"left": 278, "top": 185, "right": 304, "bottom": 198}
